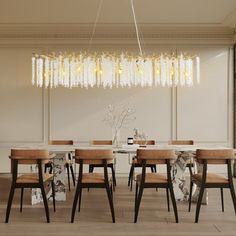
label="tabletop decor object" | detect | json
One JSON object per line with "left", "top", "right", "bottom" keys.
{"left": 103, "top": 104, "right": 136, "bottom": 147}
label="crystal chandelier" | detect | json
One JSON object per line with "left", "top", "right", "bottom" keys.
{"left": 31, "top": 0, "right": 200, "bottom": 89}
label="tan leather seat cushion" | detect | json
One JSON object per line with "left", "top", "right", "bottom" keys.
{"left": 192, "top": 173, "right": 228, "bottom": 184}
{"left": 16, "top": 173, "right": 53, "bottom": 183}
{"left": 81, "top": 173, "right": 112, "bottom": 184}
{"left": 136, "top": 173, "right": 167, "bottom": 184}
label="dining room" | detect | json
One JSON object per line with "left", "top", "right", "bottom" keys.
{"left": 0, "top": 0, "right": 236, "bottom": 235}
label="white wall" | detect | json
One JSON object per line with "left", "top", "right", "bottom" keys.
{"left": 0, "top": 46, "right": 233, "bottom": 173}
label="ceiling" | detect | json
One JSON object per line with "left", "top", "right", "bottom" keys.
{"left": 0, "top": 0, "right": 235, "bottom": 46}
{"left": 0, "top": 0, "right": 235, "bottom": 27}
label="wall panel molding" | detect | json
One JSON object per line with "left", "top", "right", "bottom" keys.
{"left": 0, "top": 87, "right": 46, "bottom": 144}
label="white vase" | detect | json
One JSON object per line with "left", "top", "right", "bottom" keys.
{"left": 112, "top": 128, "right": 120, "bottom": 147}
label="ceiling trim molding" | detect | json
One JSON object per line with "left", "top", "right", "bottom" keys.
{"left": 0, "top": 23, "right": 234, "bottom": 46}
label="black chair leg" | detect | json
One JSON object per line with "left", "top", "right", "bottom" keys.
{"left": 135, "top": 183, "right": 139, "bottom": 210}
{"left": 220, "top": 188, "right": 224, "bottom": 212}
{"left": 78, "top": 187, "right": 82, "bottom": 212}
{"left": 229, "top": 182, "right": 236, "bottom": 215}
{"left": 195, "top": 185, "right": 205, "bottom": 223}
{"left": 130, "top": 172, "right": 134, "bottom": 191}
{"left": 51, "top": 180, "right": 56, "bottom": 212}
{"left": 105, "top": 184, "right": 115, "bottom": 223}
{"left": 153, "top": 165, "right": 157, "bottom": 173}
{"left": 110, "top": 184, "right": 113, "bottom": 199}
{"left": 5, "top": 185, "right": 15, "bottom": 223}
{"left": 40, "top": 185, "right": 50, "bottom": 223}
{"left": 166, "top": 188, "right": 170, "bottom": 212}
{"left": 87, "top": 166, "right": 93, "bottom": 192}
{"left": 111, "top": 165, "right": 116, "bottom": 187}
{"left": 129, "top": 164, "right": 135, "bottom": 191}
{"left": 71, "top": 182, "right": 81, "bottom": 223}
{"left": 89, "top": 166, "right": 94, "bottom": 173}
{"left": 188, "top": 181, "right": 193, "bottom": 212}
{"left": 49, "top": 164, "right": 53, "bottom": 174}
{"left": 44, "top": 163, "right": 53, "bottom": 174}
{"left": 70, "top": 165, "right": 75, "bottom": 186}
{"left": 169, "top": 186, "right": 179, "bottom": 223}
{"left": 134, "top": 185, "right": 144, "bottom": 223}
{"left": 20, "top": 187, "right": 24, "bottom": 212}
{"left": 66, "top": 164, "right": 71, "bottom": 192}
{"left": 128, "top": 164, "right": 134, "bottom": 187}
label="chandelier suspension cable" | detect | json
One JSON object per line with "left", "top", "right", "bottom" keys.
{"left": 88, "top": 0, "right": 104, "bottom": 49}
{"left": 131, "top": 0, "right": 143, "bottom": 56}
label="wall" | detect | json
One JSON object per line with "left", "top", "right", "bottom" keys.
{"left": 0, "top": 45, "right": 233, "bottom": 174}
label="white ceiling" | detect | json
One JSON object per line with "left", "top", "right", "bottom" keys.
{"left": 0, "top": 0, "right": 236, "bottom": 26}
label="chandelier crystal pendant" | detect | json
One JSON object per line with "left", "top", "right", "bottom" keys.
{"left": 31, "top": 0, "right": 200, "bottom": 89}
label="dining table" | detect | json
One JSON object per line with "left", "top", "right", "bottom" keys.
{"left": 25, "top": 143, "right": 217, "bottom": 205}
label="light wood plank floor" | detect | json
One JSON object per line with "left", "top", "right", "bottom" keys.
{"left": 0, "top": 175, "right": 236, "bottom": 236}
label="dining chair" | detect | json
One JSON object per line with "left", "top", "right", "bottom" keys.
{"left": 188, "top": 149, "right": 236, "bottom": 223}
{"left": 5, "top": 149, "right": 56, "bottom": 223}
{"left": 46, "top": 140, "right": 75, "bottom": 191}
{"left": 71, "top": 149, "right": 115, "bottom": 223}
{"left": 89, "top": 140, "right": 116, "bottom": 188}
{"left": 134, "top": 149, "right": 178, "bottom": 223}
{"left": 128, "top": 140, "right": 156, "bottom": 191}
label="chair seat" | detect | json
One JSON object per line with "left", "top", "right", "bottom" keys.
{"left": 136, "top": 173, "right": 167, "bottom": 184}
{"left": 81, "top": 173, "right": 112, "bottom": 184}
{"left": 192, "top": 173, "right": 229, "bottom": 184}
{"left": 16, "top": 173, "right": 53, "bottom": 184}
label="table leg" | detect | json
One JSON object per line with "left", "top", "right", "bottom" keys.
{"left": 53, "top": 153, "right": 66, "bottom": 201}
{"left": 31, "top": 152, "right": 67, "bottom": 205}
{"left": 172, "top": 151, "right": 208, "bottom": 204}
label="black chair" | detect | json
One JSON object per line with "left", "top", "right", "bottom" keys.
{"left": 89, "top": 140, "right": 116, "bottom": 188}
{"left": 134, "top": 149, "right": 178, "bottom": 223}
{"left": 188, "top": 149, "right": 236, "bottom": 223}
{"left": 5, "top": 149, "right": 56, "bottom": 223}
{"left": 71, "top": 149, "right": 115, "bottom": 223}
{"left": 128, "top": 140, "right": 156, "bottom": 191}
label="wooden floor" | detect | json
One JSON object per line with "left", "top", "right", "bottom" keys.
{"left": 1, "top": 175, "right": 236, "bottom": 236}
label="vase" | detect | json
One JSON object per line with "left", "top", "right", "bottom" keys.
{"left": 112, "top": 128, "right": 120, "bottom": 147}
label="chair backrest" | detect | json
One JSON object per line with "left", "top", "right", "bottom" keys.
{"left": 168, "top": 140, "right": 194, "bottom": 145}
{"left": 48, "top": 140, "right": 73, "bottom": 145}
{"left": 136, "top": 149, "right": 176, "bottom": 164}
{"left": 133, "top": 140, "right": 155, "bottom": 145}
{"left": 196, "top": 149, "right": 234, "bottom": 164}
{"left": 90, "top": 140, "right": 112, "bottom": 145}
{"left": 75, "top": 149, "right": 113, "bottom": 165}
{"left": 10, "top": 149, "right": 51, "bottom": 165}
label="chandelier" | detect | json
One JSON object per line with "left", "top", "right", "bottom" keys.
{"left": 31, "top": 0, "right": 200, "bottom": 89}
{"left": 32, "top": 52, "right": 200, "bottom": 88}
